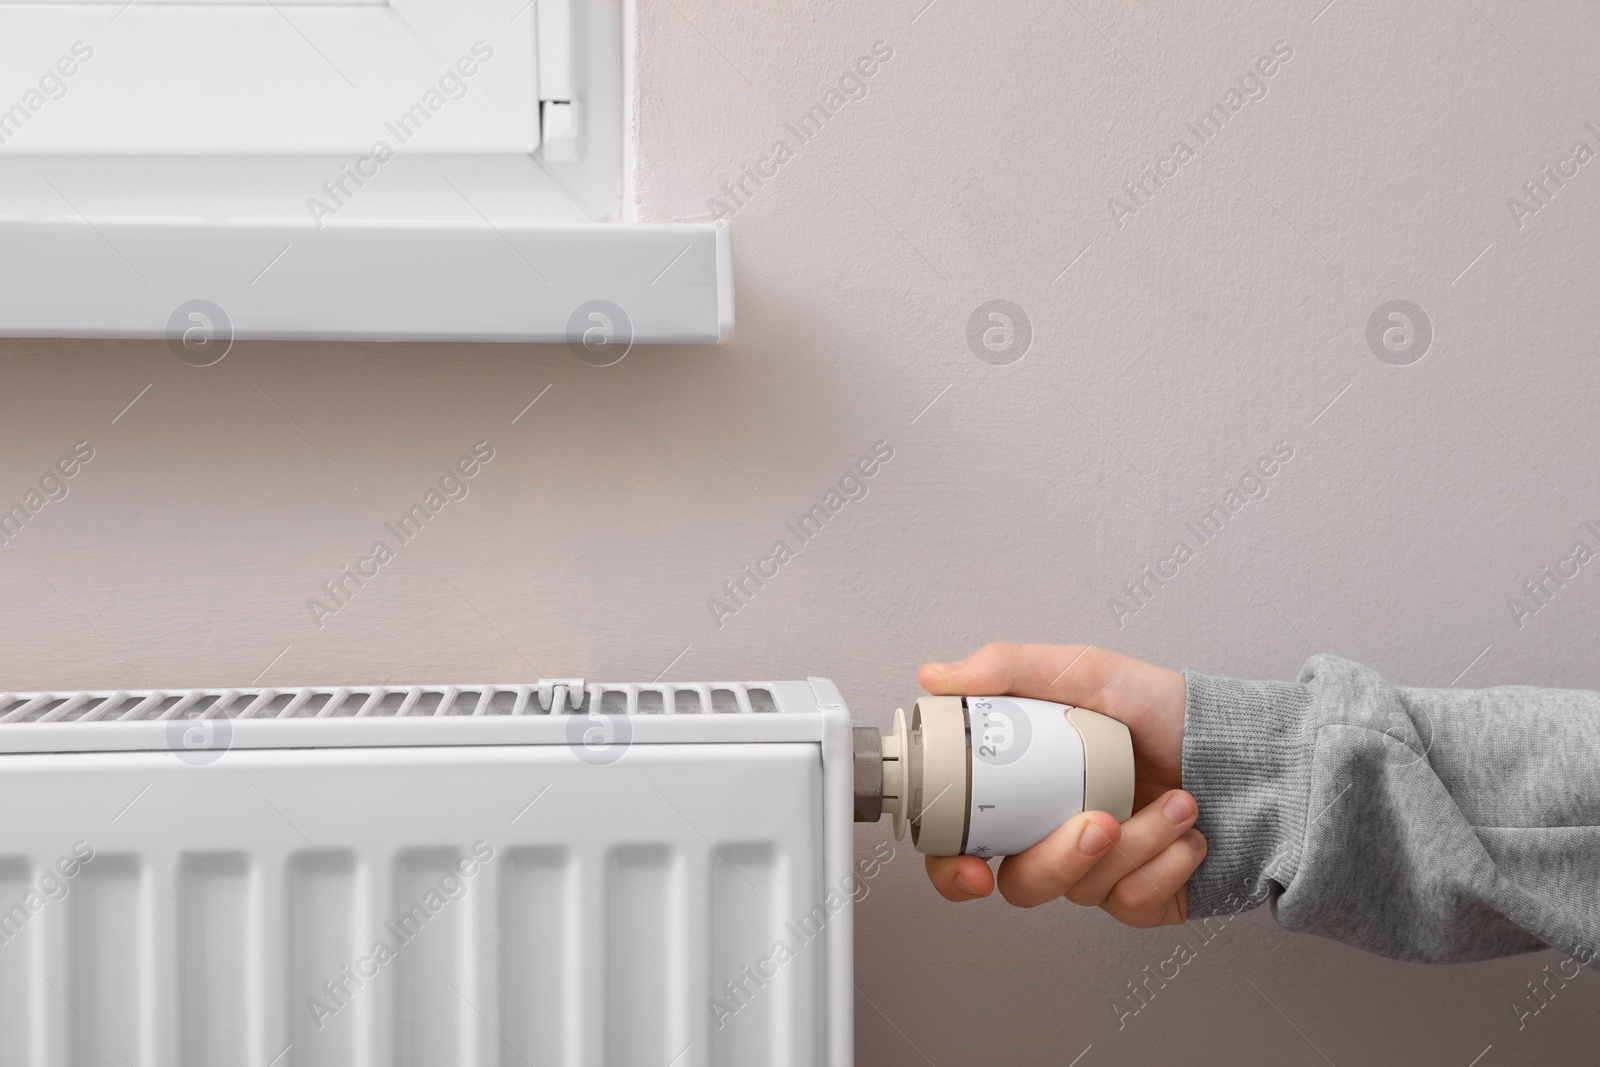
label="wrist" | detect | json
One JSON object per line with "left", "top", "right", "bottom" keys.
{"left": 1179, "top": 669, "right": 1316, "bottom": 917}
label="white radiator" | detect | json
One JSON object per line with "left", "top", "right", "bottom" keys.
{"left": 0, "top": 678, "right": 859, "bottom": 1067}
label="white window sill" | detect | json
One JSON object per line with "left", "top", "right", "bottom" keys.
{"left": 0, "top": 157, "right": 732, "bottom": 345}
{"left": 0, "top": 0, "right": 733, "bottom": 345}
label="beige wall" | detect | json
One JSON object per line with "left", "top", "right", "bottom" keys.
{"left": 4, "top": 0, "right": 1599, "bottom": 1061}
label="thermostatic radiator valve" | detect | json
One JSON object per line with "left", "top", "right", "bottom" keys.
{"left": 853, "top": 697, "right": 1135, "bottom": 857}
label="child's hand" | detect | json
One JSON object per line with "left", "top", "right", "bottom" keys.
{"left": 918, "top": 643, "right": 1205, "bottom": 927}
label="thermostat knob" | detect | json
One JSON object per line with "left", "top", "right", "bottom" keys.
{"left": 858, "top": 696, "right": 1134, "bottom": 857}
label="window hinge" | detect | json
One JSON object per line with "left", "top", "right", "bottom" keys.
{"left": 537, "top": 0, "right": 582, "bottom": 162}
{"left": 540, "top": 100, "right": 581, "bottom": 163}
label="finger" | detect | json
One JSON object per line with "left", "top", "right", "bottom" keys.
{"left": 993, "top": 810, "right": 1121, "bottom": 908}
{"left": 919, "top": 642, "right": 1182, "bottom": 720}
{"left": 924, "top": 854, "right": 995, "bottom": 902}
{"left": 1065, "top": 791, "right": 1198, "bottom": 907}
{"left": 1101, "top": 829, "right": 1207, "bottom": 928}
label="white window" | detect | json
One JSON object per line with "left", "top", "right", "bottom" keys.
{"left": 0, "top": 0, "right": 732, "bottom": 345}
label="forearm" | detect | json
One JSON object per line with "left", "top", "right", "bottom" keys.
{"left": 1181, "top": 654, "right": 1600, "bottom": 965}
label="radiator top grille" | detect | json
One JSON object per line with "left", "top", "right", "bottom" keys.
{"left": 0, "top": 681, "right": 788, "bottom": 724}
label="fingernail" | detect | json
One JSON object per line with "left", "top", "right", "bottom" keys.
{"left": 927, "top": 661, "right": 963, "bottom": 675}
{"left": 953, "top": 872, "right": 978, "bottom": 896}
{"left": 1163, "top": 792, "right": 1195, "bottom": 824}
{"left": 1078, "top": 823, "right": 1112, "bottom": 854}
{"left": 1184, "top": 829, "right": 1206, "bottom": 851}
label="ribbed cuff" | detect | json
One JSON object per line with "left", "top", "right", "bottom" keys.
{"left": 1181, "top": 669, "right": 1318, "bottom": 917}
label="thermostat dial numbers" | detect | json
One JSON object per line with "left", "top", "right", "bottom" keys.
{"left": 962, "top": 696, "right": 1087, "bottom": 857}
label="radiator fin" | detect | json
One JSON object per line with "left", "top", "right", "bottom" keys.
{"left": 395, "top": 849, "right": 465, "bottom": 1067}
{"left": 607, "top": 846, "right": 681, "bottom": 1066}
{"left": 712, "top": 844, "right": 783, "bottom": 1066}
{"left": 180, "top": 853, "right": 250, "bottom": 1067}
{"left": 501, "top": 848, "right": 571, "bottom": 1064}
{"left": 0, "top": 858, "right": 30, "bottom": 1064}
{"left": 290, "top": 851, "right": 357, "bottom": 1067}
{"left": 72, "top": 856, "right": 143, "bottom": 1067}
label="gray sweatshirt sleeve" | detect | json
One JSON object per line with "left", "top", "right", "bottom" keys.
{"left": 1181, "top": 654, "right": 1600, "bottom": 966}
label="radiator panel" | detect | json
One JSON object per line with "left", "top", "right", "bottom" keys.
{"left": 0, "top": 742, "right": 827, "bottom": 1067}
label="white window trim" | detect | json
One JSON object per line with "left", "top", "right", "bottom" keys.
{"left": 0, "top": 0, "right": 733, "bottom": 346}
